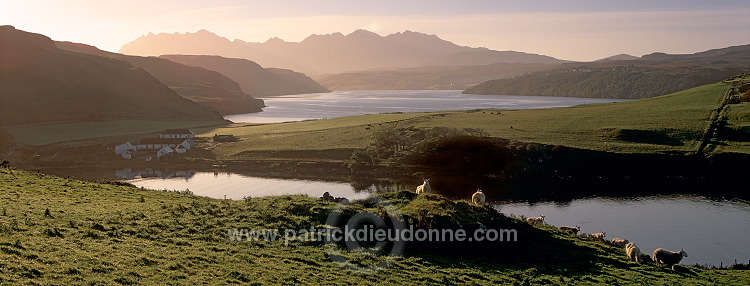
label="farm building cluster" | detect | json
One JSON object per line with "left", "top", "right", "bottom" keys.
{"left": 114, "top": 129, "right": 196, "bottom": 160}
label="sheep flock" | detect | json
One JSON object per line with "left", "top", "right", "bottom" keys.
{"left": 408, "top": 179, "right": 692, "bottom": 271}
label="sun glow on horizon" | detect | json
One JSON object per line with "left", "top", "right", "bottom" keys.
{"left": 2, "top": 1, "right": 749, "bottom": 61}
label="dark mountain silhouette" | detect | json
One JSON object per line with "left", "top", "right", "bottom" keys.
{"left": 119, "top": 29, "right": 566, "bottom": 75}
{"left": 159, "top": 55, "right": 329, "bottom": 97}
{"left": 464, "top": 44, "right": 750, "bottom": 99}
{"left": 54, "top": 42, "right": 264, "bottom": 115}
{"left": 0, "top": 26, "right": 223, "bottom": 126}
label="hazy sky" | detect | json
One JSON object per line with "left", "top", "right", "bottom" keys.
{"left": 3, "top": 0, "right": 749, "bottom": 61}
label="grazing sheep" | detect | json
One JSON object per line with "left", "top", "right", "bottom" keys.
{"left": 653, "top": 248, "right": 688, "bottom": 270}
{"left": 415, "top": 179, "right": 432, "bottom": 194}
{"left": 526, "top": 215, "right": 546, "bottom": 225}
{"left": 625, "top": 242, "right": 642, "bottom": 263}
{"left": 559, "top": 225, "right": 581, "bottom": 235}
{"left": 471, "top": 189, "right": 485, "bottom": 205}
{"left": 611, "top": 238, "right": 630, "bottom": 248}
{"left": 320, "top": 192, "right": 334, "bottom": 202}
{"left": 590, "top": 232, "right": 606, "bottom": 240}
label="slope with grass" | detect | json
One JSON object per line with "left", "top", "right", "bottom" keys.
{"left": 464, "top": 44, "right": 750, "bottom": 99}
{"left": 54, "top": 42, "right": 264, "bottom": 115}
{"left": 1, "top": 168, "right": 748, "bottom": 284}
{"left": 0, "top": 26, "right": 223, "bottom": 126}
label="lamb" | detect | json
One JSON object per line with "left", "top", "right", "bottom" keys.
{"left": 471, "top": 189, "right": 485, "bottom": 205}
{"left": 559, "top": 225, "right": 580, "bottom": 235}
{"left": 526, "top": 215, "right": 545, "bottom": 225}
{"left": 653, "top": 248, "right": 688, "bottom": 270}
{"left": 415, "top": 179, "right": 432, "bottom": 194}
{"left": 590, "top": 232, "right": 606, "bottom": 240}
{"left": 625, "top": 242, "right": 642, "bottom": 263}
{"left": 611, "top": 238, "right": 630, "bottom": 248}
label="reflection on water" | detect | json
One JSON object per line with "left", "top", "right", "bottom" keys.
{"left": 125, "top": 171, "right": 374, "bottom": 200}
{"left": 497, "top": 196, "right": 750, "bottom": 267}
{"left": 115, "top": 168, "right": 196, "bottom": 180}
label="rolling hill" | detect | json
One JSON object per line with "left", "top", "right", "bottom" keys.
{"left": 159, "top": 55, "right": 330, "bottom": 97}
{"left": 54, "top": 42, "right": 264, "bottom": 115}
{"left": 119, "top": 29, "right": 566, "bottom": 75}
{"left": 464, "top": 44, "right": 750, "bottom": 99}
{"left": 313, "top": 62, "right": 557, "bottom": 90}
{"left": 0, "top": 26, "right": 224, "bottom": 126}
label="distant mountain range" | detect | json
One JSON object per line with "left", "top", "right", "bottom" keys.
{"left": 120, "top": 29, "right": 567, "bottom": 75}
{"left": 0, "top": 26, "right": 224, "bottom": 126}
{"left": 54, "top": 42, "right": 264, "bottom": 115}
{"left": 159, "top": 55, "right": 330, "bottom": 97}
{"left": 464, "top": 45, "right": 750, "bottom": 99}
{"left": 313, "top": 63, "right": 557, "bottom": 90}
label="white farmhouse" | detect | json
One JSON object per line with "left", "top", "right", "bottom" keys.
{"left": 156, "top": 146, "right": 174, "bottom": 158}
{"left": 160, "top": 129, "right": 195, "bottom": 139}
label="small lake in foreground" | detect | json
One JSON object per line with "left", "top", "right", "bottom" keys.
{"left": 225, "top": 90, "right": 629, "bottom": 123}
{"left": 122, "top": 171, "right": 750, "bottom": 267}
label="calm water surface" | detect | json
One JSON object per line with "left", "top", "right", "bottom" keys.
{"left": 226, "top": 90, "right": 628, "bottom": 123}
{"left": 124, "top": 171, "right": 750, "bottom": 267}
{"left": 498, "top": 196, "right": 750, "bottom": 267}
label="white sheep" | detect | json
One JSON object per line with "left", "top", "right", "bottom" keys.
{"left": 559, "top": 225, "right": 580, "bottom": 235}
{"left": 625, "top": 242, "right": 642, "bottom": 263}
{"left": 471, "top": 189, "right": 485, "bottom": 205}
{"left": 526, "top": 215, "right": 545, "bottom": 225}
{"left": 415, "top": 179, "right": 431, "bottom": 194}
{"left": 590, "top": 232, "right": 606, "bottom": 240}
{"left": 610, "top": 238, "right": 630, "bottom": 248}
{"left": 653, "top": 248, "right": 688, "bottom": 270}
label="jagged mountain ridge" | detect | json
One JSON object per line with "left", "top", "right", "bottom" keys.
{"left": 120, "top": 29, "right": 567, "bottom": 74}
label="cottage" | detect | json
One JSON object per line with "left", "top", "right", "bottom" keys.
{"left": 160, "top": 129, "right": 195, "bottom": 139}
{"left": 156, "top": 146, "right": 174, "bottom": 158}
{"left": 180, "top": 139, "right": 196, "bottom": 150}
{"left": 175, "top": 145, "right": 187, "bottom": 154}
{"left": 115, "top": 141, "right": 136, "bottom": 155}
{"left": 121, "top": 149, "right": 136, "bottom": 160}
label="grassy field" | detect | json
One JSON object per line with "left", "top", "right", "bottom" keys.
{"left": 1, "top": 168, "right": 748, "bottom": 284}
{"left": 6, "top": 120, "right": 228, "bottom": 146}
{"left": 198, "top": 80, "right": 739, "bottom": 164}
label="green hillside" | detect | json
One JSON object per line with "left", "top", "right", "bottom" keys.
{"left": 0, "top": 26, "right": 224, "bottom": 127}
{"left": 464, "top": 45, "right": 750, "bottom": 99}
{"left": 55, "top": 42, "right": 265, "bottom": 115}
{"left": 1, "top": 168, "right": 748, "bottom": 284}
